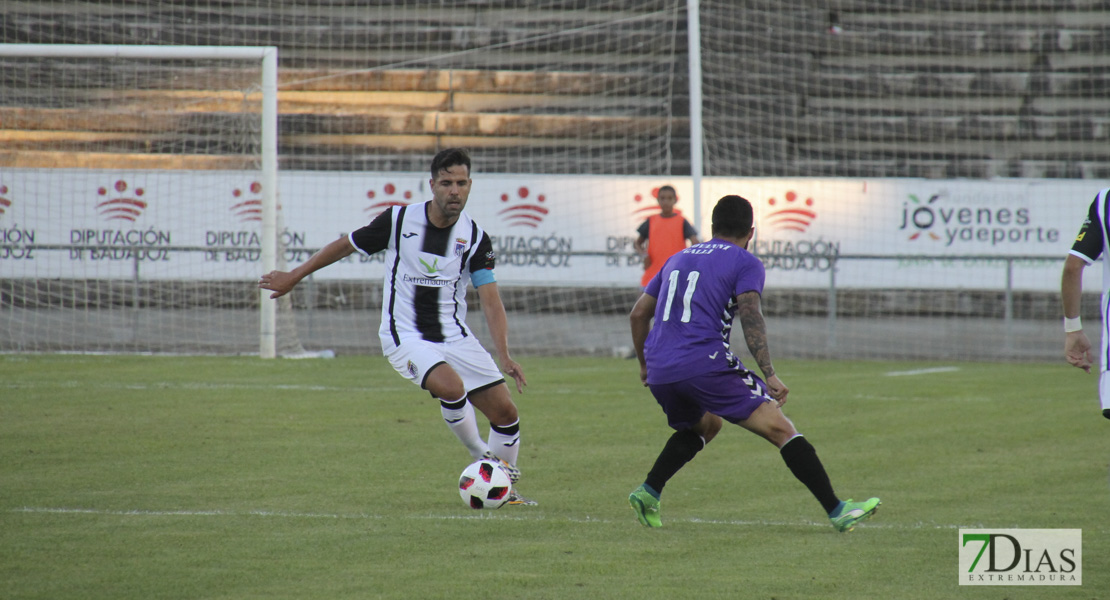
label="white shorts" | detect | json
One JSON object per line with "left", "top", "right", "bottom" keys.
{"left": 385, "top": 335, "right": 504, "bottom": 394}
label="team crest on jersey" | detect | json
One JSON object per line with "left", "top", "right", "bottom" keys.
{"left": 454, "top": 238, "right": 467, "bottom": 256}
{"left": 406, "top": 360, "right": 419, "bottom": 379}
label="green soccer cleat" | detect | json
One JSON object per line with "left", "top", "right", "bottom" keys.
{"left": 629, "top": 485, "right": 662, "bottom": 528}
{"left": 829, "top": 497, "right": 881, "bottom": 532}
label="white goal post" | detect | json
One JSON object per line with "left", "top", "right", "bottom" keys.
{"left": 0, "top": 44, "right": 281, "bottom": 358}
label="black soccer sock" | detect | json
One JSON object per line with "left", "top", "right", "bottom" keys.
{"left": 779, "top": 435, "right": 841, "bottom": 514}
{"left": 644, "top": 429, "right": 706, "bottom": 494}
{"left": 1103, "top": 408, "right": 1110, "bottom": 420}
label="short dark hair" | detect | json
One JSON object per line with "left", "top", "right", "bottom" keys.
{"left": 430, "top": 148, "right": 471, "bottom": 179}
{"left": 711, "top": 195, "right": 754, "bottom": 238}
{"left": 657, "top": 185, "right": 676, "bottom": 198}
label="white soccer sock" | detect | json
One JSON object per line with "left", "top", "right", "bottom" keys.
{"left": 440, "top": 396, "right": 488, "bottom": 459}
{"left": 487, "top": 419, "right": 521, "bottom": 467}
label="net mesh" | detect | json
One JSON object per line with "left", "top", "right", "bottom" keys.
{"left": 0, "top": 51, "right": 308, "bottom": 355}
{"left": 700, "top": 1, "right": 1110, "bottom": 180}
{"left": 2, "top": 1, "right": 1106, "bottom": 361}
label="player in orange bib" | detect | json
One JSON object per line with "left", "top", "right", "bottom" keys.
{"left": 634, "top": 185, "right": 700, "bottom": 289}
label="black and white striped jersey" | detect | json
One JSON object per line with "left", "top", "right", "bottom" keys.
{"left": 1070, "top": 189, "right": 1109, "bottom": 267}
{"left": 349, "top": 201, "right": 496, "bottom": 348}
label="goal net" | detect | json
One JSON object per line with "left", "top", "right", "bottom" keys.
{"left": 258, "top": 4, "right": 689, "bottom": 359}
{"left": 0, "top": 45, "right": 298, "bottom": 356}
{"left": 695, "top": 1, "right": 1105, "bottom": 362}
{"left": 2, "top": 2, "right": 1104, "bottom": 363}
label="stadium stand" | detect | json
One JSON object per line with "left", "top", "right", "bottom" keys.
{"left": 3, "top": 2, "right": 1109, "bottom": 179}
{"left": 0, "top": 2, "right": 686, "bottom": 175}
{"left": 699, "top": 1, "right": 1110, "bottom": 178}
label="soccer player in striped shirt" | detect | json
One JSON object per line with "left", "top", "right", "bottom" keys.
{"left": 260, "top": 148, "right": 536, "bottom": 505}
{"left": 627, "top": 194, "right": 880, "bottom": 530}
{"left": 1061, "top": 188, "right": 1110, "bottom": 420}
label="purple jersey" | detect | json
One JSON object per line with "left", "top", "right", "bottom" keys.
{"left": 643, "top": 238, "right": 765, "bottom": 384}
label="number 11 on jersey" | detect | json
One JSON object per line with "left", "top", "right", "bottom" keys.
{"left": 661, "top": 269, "right": 700, "bottom": 323}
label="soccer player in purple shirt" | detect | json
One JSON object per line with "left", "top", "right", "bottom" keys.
{"left": 627, "top": 194, "right": 881, "bottom": 532}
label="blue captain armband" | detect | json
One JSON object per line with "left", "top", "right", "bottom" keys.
{"left": 471, "top": 268, "right": 496, "bottom": 287}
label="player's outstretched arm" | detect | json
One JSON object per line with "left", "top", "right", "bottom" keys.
{"left": 1061, "top": 254, "right": 1093, "bottom": 373}
{"left": 259, "top": 235, "right": 356, "bottom": 299}
{"left": 477, "top": 281, "right": 526, "bottom": 393}
{"left": 736, "top": 291, "right": 789, "bottom": 402}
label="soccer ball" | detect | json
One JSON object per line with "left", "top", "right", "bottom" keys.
{"left": 458, "top": 459, "right": 512, "bottom": 510}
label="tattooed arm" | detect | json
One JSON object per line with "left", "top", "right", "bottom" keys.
{"left": 736, "top": 291, "right": 774, "bottom": 376}
{"left": 736, "top": 290, "right": 789, "bottom": 403}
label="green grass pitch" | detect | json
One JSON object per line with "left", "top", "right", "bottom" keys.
{"left": 1, "top": 354, "right": 1106, "bottom": 599}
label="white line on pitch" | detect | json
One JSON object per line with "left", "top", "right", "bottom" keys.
{"left": 0, "top": 381, "right": 396, "bottom": 393}
{"left": 12, "top": 506, "right": 1054, "bottom": 533}
{"left": 884, "top": 366, "right": 960, "bottom": 377}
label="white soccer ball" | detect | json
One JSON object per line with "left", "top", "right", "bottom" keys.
{"left": 458, "top": 459, "right": 512, "bottom": 510}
